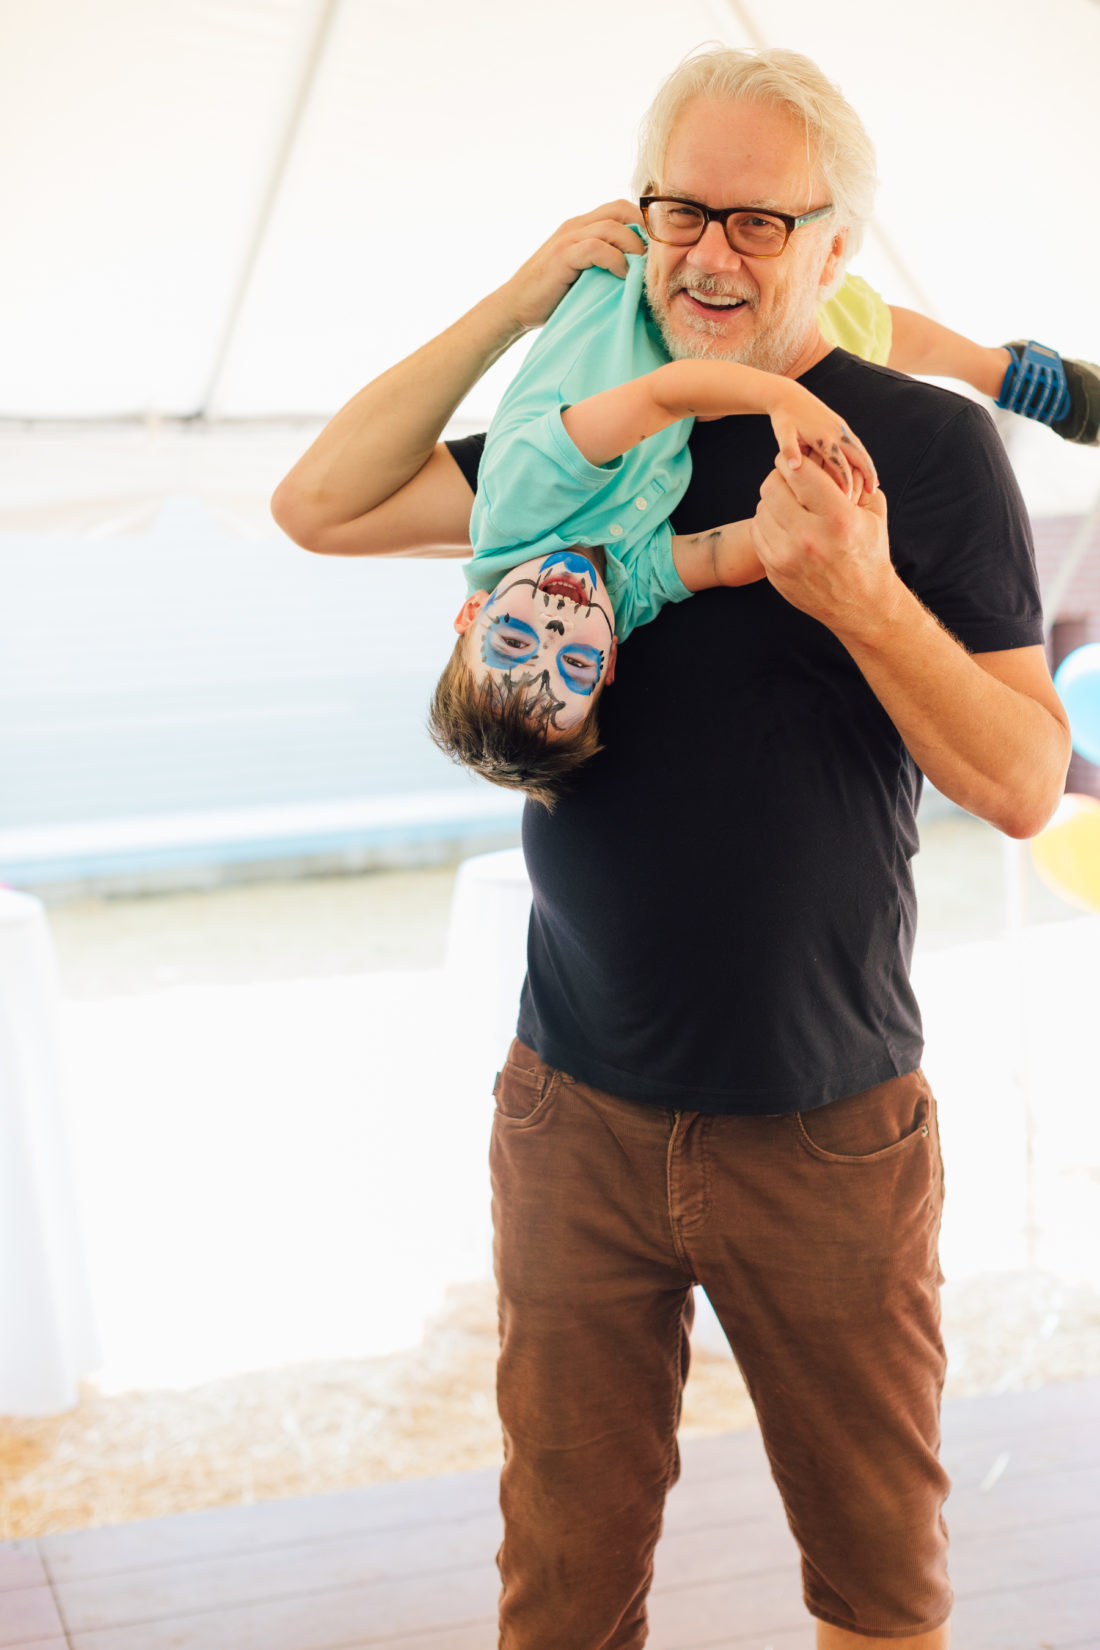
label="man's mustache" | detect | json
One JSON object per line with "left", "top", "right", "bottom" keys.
{"left": 666, "top": 271, "right": 757, "bottom": 306}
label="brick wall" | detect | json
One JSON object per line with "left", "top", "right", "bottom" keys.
{"left": 1034, "top": 514, "right": 1100, "bottom": 801}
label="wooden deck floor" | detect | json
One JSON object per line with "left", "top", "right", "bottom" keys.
{"left": 3, "top": 1378, "right": 1098, "bottom": 1650}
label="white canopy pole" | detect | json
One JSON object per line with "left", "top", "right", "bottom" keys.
{"left": 198, "top": 0, "right": 344, "bottom": 421}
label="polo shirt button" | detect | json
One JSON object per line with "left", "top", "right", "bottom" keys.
{"left": 634, "top": 496, "right": 648, "bottom": 510}
{"left": 609, "top": 523, "right": 624, "bottom": 537}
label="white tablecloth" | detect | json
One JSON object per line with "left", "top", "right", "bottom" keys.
{"left": 445, "top": 847, "right": 534, "bottom": 1061}
{"left": 0, "top": 889, "right": 100, "bottom": 1413}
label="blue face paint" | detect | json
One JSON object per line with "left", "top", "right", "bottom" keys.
{"left": 556, "top": 643, "right": 604, "bottom": 696}
{"left": 481, "top": 612, "right": 539, "bottom": 670}
{"left": 466, "top": 550, "right": 617, "bottom": 731}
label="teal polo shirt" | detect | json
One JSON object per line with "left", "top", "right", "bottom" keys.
{"left": 466, "top": 249, "right": 694, "bottom": 641}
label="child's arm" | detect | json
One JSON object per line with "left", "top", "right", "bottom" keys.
{"left": 560, "top": 358, "right": 878, "bottom": 499}
{"left": 887, "top": 308, "right": 1011, "bottom": 399}
{"left": 670, "top": 519, "right": 764, "bottom": 593}
{"left": 669, "top": 461, "right": 875, "bottom": 595}
{"left": 887, "top": 309, "right": 1100, "bottom": 445}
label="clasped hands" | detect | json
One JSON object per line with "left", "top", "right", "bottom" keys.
{"left": 748, "top": 450, "right": 904, "bottom": 647}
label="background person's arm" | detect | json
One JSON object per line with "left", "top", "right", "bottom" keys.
{"left": 887, "top": 307, "right": 1012, "bottom": 400}
{"left": 270, "top": 202, "right": 647, "bottom": 558}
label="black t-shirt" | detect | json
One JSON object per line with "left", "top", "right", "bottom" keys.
{"left": 447, "top": 350, "right": 1042, "bottom": 1114}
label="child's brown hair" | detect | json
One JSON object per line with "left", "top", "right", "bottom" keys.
{"left": 427, "top": 638, "right": 603, "bottom": 810}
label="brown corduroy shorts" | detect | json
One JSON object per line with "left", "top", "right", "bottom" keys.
{"left": 490, "top": 1040, "right": 952, "bottom": 1646}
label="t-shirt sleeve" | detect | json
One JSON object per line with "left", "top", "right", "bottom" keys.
{"left": 818, "top": 274, "right": 892, "bottom": 365}
{"left": 610, "top": 522, "right": 692, "bottom": 640}
{"left": 472, "top": 404, "right": 627, "bottom": 552}
{"left": 890, "top": 398, "right": 1043, "bottom": 653}
{"left": 445, "top": 431, "right": 486, "bottom": 493}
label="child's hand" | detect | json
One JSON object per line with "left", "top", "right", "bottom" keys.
{"left": 768, "top": 389, "right": 877, "bottom": 501}
{"left": 802, "top": 447, "right": 880, "bottom": 509}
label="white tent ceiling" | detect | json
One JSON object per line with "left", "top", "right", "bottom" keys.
{"left": 2, "top": 0, "right": 1099, "bottom": 519}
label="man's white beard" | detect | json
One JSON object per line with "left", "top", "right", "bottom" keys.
{"left": 646, "top": 270, "right": 820, "bottom": 377}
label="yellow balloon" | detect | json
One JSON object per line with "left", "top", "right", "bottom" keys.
{"left": 1029, "top": 793, "right": 1100, "bottom": 912}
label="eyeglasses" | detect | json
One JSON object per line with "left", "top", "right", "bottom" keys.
{"left": 639, "top": 196, "right": 834, "bottom": 258}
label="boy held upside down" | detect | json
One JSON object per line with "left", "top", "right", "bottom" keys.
{"left": 429, "top": 238, "right": 1098, "bottom": 808}
{"left": 429, "top": 349, "right": 876, "bottom": 806}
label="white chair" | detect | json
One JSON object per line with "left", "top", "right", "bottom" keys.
{"left": 445, "top": 847, "right": 534, "bottom": 1061}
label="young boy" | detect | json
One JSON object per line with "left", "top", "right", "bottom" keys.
{"left": 430, "top": 348, "right": 875, "bottom": 805}
{"left": 430, "top": 241, "right": 1097, "bottom": 806}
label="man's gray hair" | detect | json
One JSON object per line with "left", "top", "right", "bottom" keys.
{"left": 631, "top": 46, "right": 878, "bottom": 278}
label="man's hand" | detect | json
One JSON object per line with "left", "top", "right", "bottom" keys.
{"left": 748, "top": 452, "right": 1071, "bottom": 839}
{"left": 749, "top": 453, "right": 900, "bottom": 643}
{"left": 497, "top": 201, "right": 646, "bottom": 333}
{"left": 272, "top": 202, "right": 649, "bottom": 558}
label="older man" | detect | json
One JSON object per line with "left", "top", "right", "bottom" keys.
{"left": 273, "top": 47, "right": 1070, "bottom": 1650}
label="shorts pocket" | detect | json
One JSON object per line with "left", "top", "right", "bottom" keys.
{"left": 795, "top": 1074, "right": 933, "bottom": 1165}
{"left": 493, "top": 1040, "right": 563, "bottom": 1127}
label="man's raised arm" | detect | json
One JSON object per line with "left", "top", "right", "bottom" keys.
{"left": 270, "top": 202, "right": 645, "bottom": 559}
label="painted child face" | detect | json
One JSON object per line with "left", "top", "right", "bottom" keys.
{"left": 455, "top": 550, "right": 618, "bottom": 732}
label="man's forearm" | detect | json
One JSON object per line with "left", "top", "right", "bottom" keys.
{"left": 272, "top": 200, "right": 650, "bottom": 552}
{"left": 751, "top": 460, "right": 1070, "bottom": 839}
{"left": 271, "top": 289, "right": 524, "bottom": 542}
{"left": 837, "top": 584, "right": 1071, "bottom": 839}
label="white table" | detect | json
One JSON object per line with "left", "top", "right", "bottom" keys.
{"left": 445, "top": 847, "right": 534, "bottom": 1061}
{"left": 0, "top": 889, "right": 99, "bottom": 1413}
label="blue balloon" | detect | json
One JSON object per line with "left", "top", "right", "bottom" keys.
{"left": 1054, "top": 643, "right": 1100, "bottom": 766}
